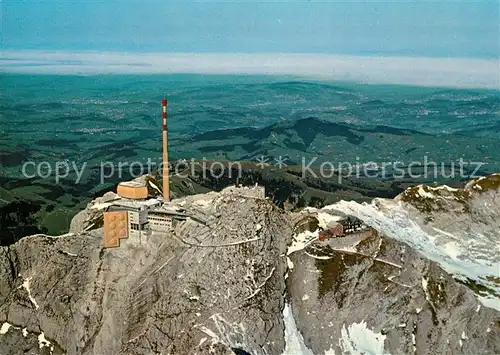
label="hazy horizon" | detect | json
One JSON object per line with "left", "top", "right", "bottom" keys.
{"left": 3, "top": 1, "right": 499, "bottom": 89}
{"left": 2, "top": 50, "right": 499, "bottom": 89}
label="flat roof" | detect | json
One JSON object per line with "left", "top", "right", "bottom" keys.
{"left": 108, "top": 197, "right": 161, "bottom": 209}
{"left": 150, "top": 206, "right": 186, "bottom": 215}
{"left": 119, "top": 181, "right": 147, "bottom": 188}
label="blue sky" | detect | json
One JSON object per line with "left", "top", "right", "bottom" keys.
{"left": 2, "top": 0, "right": 499, "bottom": 58}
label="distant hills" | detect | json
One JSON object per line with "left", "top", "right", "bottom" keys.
{"left": 2, "top": 116, "right": 497, "bottom": 242}
{"left": 173, "top": 116, "right": 500, "bottom": 171}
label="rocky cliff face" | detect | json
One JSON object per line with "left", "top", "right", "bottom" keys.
{"left": 0, "top": 187, "right": 291, "bottom": 355}
{"left": 287, "top": 228, "right": 499, "bottom": 354}
{"left": 1, "top": 177, "right": 499, "bottom": 355}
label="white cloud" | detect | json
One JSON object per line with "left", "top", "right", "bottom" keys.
{"left": 1, "top": 50, "right": 499, "bottom": 89}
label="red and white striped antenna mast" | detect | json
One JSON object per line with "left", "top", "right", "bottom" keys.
{"left": 162, "top": 98, "right": 170, "bottom": 201}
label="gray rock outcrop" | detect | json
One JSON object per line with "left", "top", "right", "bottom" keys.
{"left": 1, "top": 188, "right": 291, "bottom": 355}
{"left": 287, "top": 229, "right": 500, "bottom": 354}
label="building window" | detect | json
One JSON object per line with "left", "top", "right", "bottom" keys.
{"left": 131, "top": 223, "right": 139, "bottom": 230}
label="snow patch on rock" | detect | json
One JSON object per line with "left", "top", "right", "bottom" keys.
{"left": 0, "top": 322, "right": 12, "bottom": 335}
{"left": 288, "top": 231, "right": 317, "bottom": 256}
{"left": 19, "top": 276, "right": 39, "bottom": 310}
{"left": 329, "top": 199, "right": 500, "bottom": 311}
{"left": 282, "top": 304, "right": 315, "bottom": 355}
{"left": 38, "top": 332, "right": 51, "bottom": 349}
{"left": 316, "top": 212, "right": 343, "bottom": 228}
{"left": 417, "top": 185, "right": 436, "bottom": 199}
{"left": 339, "top": 321, "right": 389, "bottom": 355}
